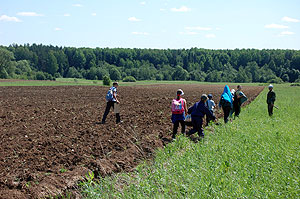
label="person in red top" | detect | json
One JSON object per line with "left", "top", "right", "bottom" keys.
{"left": 171, "top": 89, "right": 188, "bottom": 139}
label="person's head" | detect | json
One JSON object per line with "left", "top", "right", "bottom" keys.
{"left": 208, "top": 94, "right": 213, "bottom": 100}
{"left": 176, "top": 89, "right": 184, "bottom": 98}
{"left": 113, "top": 82, "right": 119, "bottom": 87}
{"left": 237, "top": 85, "right": 242, "bottom": 90}
{"left": 201, "top": 94, "right": 208, "bottom": 102}
{"left": 268, "top": 84, "right": 273, "bottom": 91}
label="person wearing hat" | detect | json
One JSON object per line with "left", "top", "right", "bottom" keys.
{"left": 205, "top": 94, "right": 216, "bottom": 126}
{"left": 267, "top": 84, "right": 276, "bottom": 116}
{"left": 171, "top": 89, "right": 188, "bottom": 139}
{"left": 187, "top": 94, "right": 216, "bottom": 138}
{"left": 101, "top": 82, "right": 122, "bottom": 124}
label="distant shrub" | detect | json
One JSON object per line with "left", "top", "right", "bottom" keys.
{"left": 294, "top": 78, "right": 300, "bottom": 83}
{"left": 291, "top": 83, "right": 300, "bottom": 87}
{"left": 155, "top": 73, "right": 163, "bottom": 81}
{"left": 103, "top": 75, "right": 111, "bottom": 86}
{"left": 123, "top": 76, "right": 136, "bottom": 82}
{"left": 35, "top": 72, "right": 46, "bottom": 80}
{"left": 54, "top": 73, "right": 62, "bottom": 78}
{"left": 268, "top": 77, "right": 283, "bottom": 84}
{"left": 44, "top": 73, "right": 54, "bottom": 80}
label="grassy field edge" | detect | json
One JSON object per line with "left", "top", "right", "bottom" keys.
{"left": 80, "top": 84, "right": 300, "bottom": 198}
{"left": 0, "top": 78, "right": 269, "bottom": 87}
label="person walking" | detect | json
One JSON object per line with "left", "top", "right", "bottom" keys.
{"left": 187, "top": 94, "right": 215, "bottom": 138}
{"left": 233, "top": 85, "right": 248, "bottom": 118}
{"left": 233, "top": 85, "right": 242, "bottom": 118}
{"left": 101, "top": 82, "right": 122, "bottom": 124}
{"left": 267, "top": 84, "right": 276, "bottom": 116}
{"left": 219, "top": 85, "right": 233, "bottom": 123}
{"left": 171, "top": 89, "right": 187, "bottom": 139}
{"left": 205, "top": 94, "right": 215, "bottom": 126}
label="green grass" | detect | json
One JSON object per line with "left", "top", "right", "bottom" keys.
{"left": 80, "top": 84, "right": 300, "bottom": 198}
{"left": 0, "top": 78, "right": 267, "bottom": 87}
{"left": 0, "top": 78, "right": 103, "bottom": 86}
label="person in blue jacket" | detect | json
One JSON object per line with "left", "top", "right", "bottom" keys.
{"left": 101, "top": 82, "right": 121, "bottom": 124}
{"left": 187, "top": 94, "right": 215, "bottom": 138}
{"left": 219, "top": 85, "right": 233, "bottom": 123}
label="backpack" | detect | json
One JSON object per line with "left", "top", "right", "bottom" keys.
{"left": 171, "top": 98, "right": 185, "bottom": 114}
{"left": 105, "top": 87, "right": 114, "bottom": 101}
{"left": 220, "top": 97, "right": 231, "bottom": 107}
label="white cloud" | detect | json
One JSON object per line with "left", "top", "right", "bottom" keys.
{"left": 279, "top": 31, "right": 295, "bottom": 36}
{"left": 282, "top": 16, "right": 299, "bottom": 23}
{"left": 64, "top": 13, "right": 71, "bottom": 17}
{"left": 171, "top": 6, "right": 191, "bottom": 12}
{"left": 0, "top": 15, "right": 21, "bottom": 22}
{"left": 128, "top": 17, "right": 141, "bottom": 22}
{"left": 185, "top": 26, "right": 212, "bottom": 31}
{"left": 17, "top": 12, "right": 43, "bottom": 17}
{"left": 91, "top": 13, "right": 97, "bottom": 16}
{"left": 265, "top": 23, "right": 289, "bottom": 29}
{"left": 216, "top": 27, "right": 221, "bottom": 31}
{"left": 72, "top": 4, "right": 83, "bottom": 7}
{"left": 54, "top": 28, "right": 62, "bottom": 31}
{"left": 132, "top": 32, "right": 149, "bottom": 35}
{"left": 180, "top": 31, "right": 198, "bottom": 35}
{"left": 205, "top": 34, "right": 216, "bottom": 38}
{"left": 140, "top": 1, "right": 146, "bottom": 5}
{"left": 160, "top": 8, "right": 166, "bottom": 12}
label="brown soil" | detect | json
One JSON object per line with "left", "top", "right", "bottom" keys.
{"left": 0, "top": 84, "right": 263, "bottom": 198}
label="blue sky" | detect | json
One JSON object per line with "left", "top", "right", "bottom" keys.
{"left": 0, "top": 0, "right": 299, "bottom": 49}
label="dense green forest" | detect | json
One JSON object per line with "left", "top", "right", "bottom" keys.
{"left": 1, "top": 44, "right": 300, "bottom": 83}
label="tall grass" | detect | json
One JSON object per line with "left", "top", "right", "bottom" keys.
{"left": 80, "top": 84, "right": 300, "bottom": 198}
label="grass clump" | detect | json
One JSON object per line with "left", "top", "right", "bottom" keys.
{"left": 83, "top": 85, "right": 300, "bottom": 198}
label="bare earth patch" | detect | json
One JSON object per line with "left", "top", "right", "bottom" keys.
{"left": 0, "top": 84, "right": 263, "bottom": 198}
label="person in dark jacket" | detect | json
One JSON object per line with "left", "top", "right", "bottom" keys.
{"left": 219, "top": 85, "right": 233, "bottom": 123}
{"left": 187, "top": 94, "right": 215, "bottom": 138}
{"left": 233, "top": 85, "right": 242, "bottom": 118}
{"left": 267, "top": 84, "right": 276, "bottom": 116}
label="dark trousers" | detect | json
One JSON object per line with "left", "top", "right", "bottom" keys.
{"left": 223, "top": 106, "right": 231, "bottom": 123}
{"left": 188, "top": 117, "right": 204, "bottom": 137}
{"left": 268, "top": 103, "right": 274, "bottom": 116}
{"left": 206, "top": 111, "right": 214, "bottom": 126}
{"left": 234, "top": 104, "right": 241, "bottom": 117}
{"left": 102, "top": 101, "right": 121, "bottom": 123}
{"left": 172, "top": 120, "right": 185, "bottom": 138}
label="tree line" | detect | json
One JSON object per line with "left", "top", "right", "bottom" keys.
{"left": 0, "top": 44, "right": 300, "bottom": 83}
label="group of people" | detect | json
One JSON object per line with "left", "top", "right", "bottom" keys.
{"left": 100, "top": 82, "right": 276, "bottom": 140}
{"left": 171, "top": 84, "right": 276, "bottom": 139}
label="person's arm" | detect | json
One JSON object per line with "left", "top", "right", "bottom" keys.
{"left": 272, "top": 92, "right": 276, "bottom": 103}
{"left": 218, "top": 98, "right": 222, "bottom": 108}
{"left": 113, "top": 90, "right": 119, "bottom": 103}
{"left": 188, "top": 104, "right": 194, "bottom": 114}
{"left": 183, "top": 99, "right": 188, "bottom": 114}
{"left": 204, "top": 105, "right": 216, "bottom": 120}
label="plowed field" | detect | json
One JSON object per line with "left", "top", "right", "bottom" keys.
{"left": 0, "top": 84, "right": 263, "bottom": 198}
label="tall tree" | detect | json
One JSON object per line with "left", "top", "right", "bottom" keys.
{"left": 0, "top": 48, "right": 14, "bottom": 78}
{"left": 46, "top": 51, "right": 58, "bottom": 75}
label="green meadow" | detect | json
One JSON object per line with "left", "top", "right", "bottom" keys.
{"left": 80, "top": 84, "right": 300, "bottom": 198}
{"left": 0, "top": 78, "right": 266, "bottom": 87}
